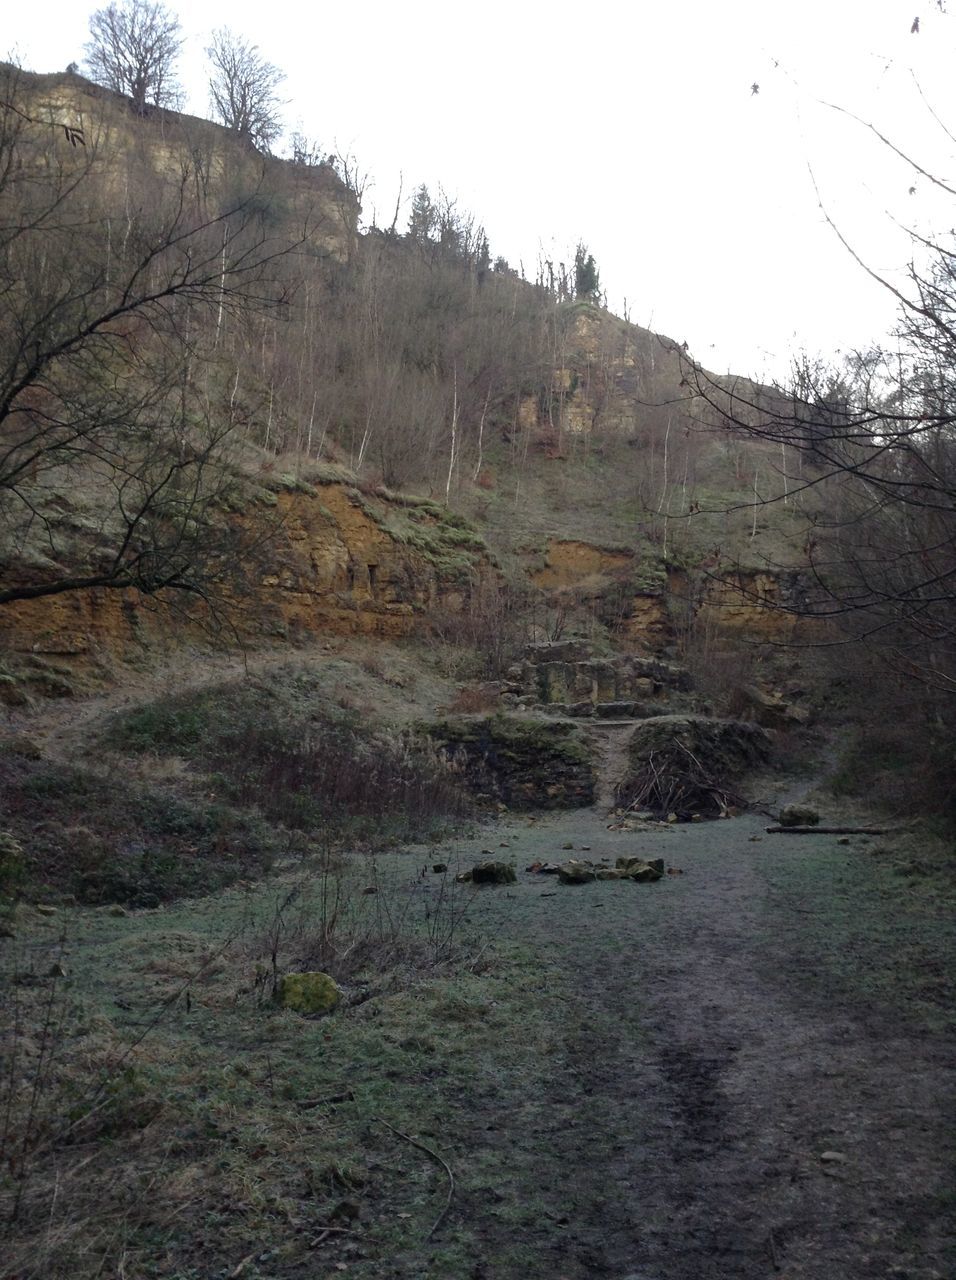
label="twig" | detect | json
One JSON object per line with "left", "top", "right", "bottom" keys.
{"left": 308, "top": 1227, "right": 353, "bottom": 1247}
{"left": 374, "top": 1116, "right": 455, "bottom": 1241}
{"left": 768, "top": 1228, "right": 781, "bottom": 1271}
{"left": 298, "top": 1088, "right": 354, "bottom": 1110}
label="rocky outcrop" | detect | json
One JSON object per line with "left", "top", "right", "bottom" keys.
{"left": 0, "top": 479, "right": 496, "bottom": 677}
{"left": 508, "top": 642, "right": 691, "bottom": 711}
{"left": 427, "top": 715, "right": 596, "bottom": 810}
{"left": 9, "top": 67, "right": 353, "bottom": 263}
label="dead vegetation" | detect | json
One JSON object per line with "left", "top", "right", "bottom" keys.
{"left": 614, "top": 715, "right": 771, "bottom": 819}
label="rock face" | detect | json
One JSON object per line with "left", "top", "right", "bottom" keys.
{"left": 427, "top": 715, "right": 596, "bottom": 810}
{"left": 277, "top": 972, "right": 341, "bottom": 1015}
{"left": 0, "top": 479, "right": 496, "bottom": 677}
{"left": 509, "top": 643, "right": 691, "bottom": 712}
{"left": 528, "top": 539, "right": 812, "bottom": 653}
{"left": 11, "top": 69, "right": 354, "bottom": 263}
{"left": 530, "top": 540, "right": 672, "bottom": 649}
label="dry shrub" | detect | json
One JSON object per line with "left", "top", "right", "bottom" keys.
{"left": 443, "top": 685, "right": 501, "bottom": 714}
{"left": 107, "top": 681, "right": 472, "bottom": 845}
{"left": 427, "top": 578, "right": 535, "bottom": 679}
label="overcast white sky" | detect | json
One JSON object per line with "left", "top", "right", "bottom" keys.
{"left": 6, "top": 0, "right": 955, "bottom": 380}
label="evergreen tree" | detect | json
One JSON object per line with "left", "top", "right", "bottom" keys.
{"left": 407, "top": 184, "right": 436, "bottom": 244}
{"left": 573, "top": 241, "right": 601, "bottom": 301}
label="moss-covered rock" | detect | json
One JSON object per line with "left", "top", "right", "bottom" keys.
{"left": 277, "top": 971, "right": 341, "bottom": 1015}
{"left": 426, "top": 714, "right": 596, "bottom": 810}
{"left": 779, "top": 804, "right": 820, "bottom": 828}
{"left": 614, "top": 855, "right": 665, "bottom": 882}
{"left": 458, "top": 860, "right": 517, "bottom": 885}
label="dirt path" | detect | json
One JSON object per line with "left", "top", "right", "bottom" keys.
{"left": 432, "top": 806, "right": 955, "bottom": 1280}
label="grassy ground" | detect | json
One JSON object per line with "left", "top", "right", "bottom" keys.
{"left": 3, "top": 798, "right": 954, "bottom": 1279}
{"left": 2, "top": 643, "right": 954, "bottom": 1278}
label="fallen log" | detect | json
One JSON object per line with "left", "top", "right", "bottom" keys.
{"left": 765, "top": 825, "right": 891, "bottom": 835}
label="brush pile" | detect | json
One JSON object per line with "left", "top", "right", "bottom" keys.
{"left": 614, "top": 715, "right": 770, "bottom": 820}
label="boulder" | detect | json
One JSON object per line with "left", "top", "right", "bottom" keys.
{"left": 458, "top": 860, "right": 516, "bottom": 885}
{"left": 778, "top": 804, "right": 820, "bottom": 828}
{"left": 616, "top": 854, "right": 665, "bottom": 882}
{"left": 557, "top": 861, "right": 596, "bottom": 885}
{"left": 627, "top": 862, "right": 664, "bottom": 883}
{"left": 277, "top": 971, "right": 341, "bottom": 1015}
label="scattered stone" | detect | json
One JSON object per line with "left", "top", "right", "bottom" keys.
{"left": 432, "top": 863, "right": 448, "bottom": 874}
{"left": 581, "top": 845, "right": 591, "bottom": 852}
{"left": 460, "top": 861, "right": 516, "bottom": 886}
{"left": 616, "top": 855, "right": 665, "bottom": 875}
{"left": 47, "top": 962, "right": 68, "bottom": 978}
{"left": 35, "top": 904, "right": 57, "bottom": 916}
{"left": 666, "top": 812, "right": 678, "bottom": 824}
{"left": 595, "top": 868, "right": 630, "bottom": 881}
{"left": 557, "top": 861, "right": 596, "bottom": 885}
{"left": 362, "top": 886, "right": 378, "bottom": 894}
{"left": 108, "top": 904, "right": 128, "bottom": 917}
{"left": 837, "top": 837, "right": 851, "bottom": 846}
{"left": 779, "top": 804, "right": 821, "bottom": 828}
{"left": 562, "top": 842, "right": 575, "bottom": 850}
{"left": 628, "top": 862, "right": 664, "bottom": 883}
{"left": 819, "top": 1150, "right": 847, "bottom": 1164}
{"left": 277, "top": 972, "right": 341, "bottom": 1016}
{"left": 749, "top": 835, "right": 762, "bottom": 842}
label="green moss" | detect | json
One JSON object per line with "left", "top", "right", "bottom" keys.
{"left": 260, "top": 472, "right": 318, "bottom": 496}
{"left": 277, "top": 971, "right": 341, "bottom": 1015}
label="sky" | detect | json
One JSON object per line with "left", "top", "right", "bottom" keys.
{"left": 5, "top": 0, "right": 956, "bottom": 381}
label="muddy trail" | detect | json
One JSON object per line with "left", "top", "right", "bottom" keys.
{"left": 412, "top": 806, "right": 956, "bottom": 1280}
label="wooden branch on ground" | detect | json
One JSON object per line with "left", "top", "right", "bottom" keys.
{"left": 765, "top": 825, "right": 891, "bottom": 835}
{"left": 374, "top": 1116, "right": 455, "bottom": 1241}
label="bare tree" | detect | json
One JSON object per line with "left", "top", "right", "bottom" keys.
{"left": 207, "top": 29, "right": 285, "bottom": 152}
{"left": 0, "top": 65, "right": 301, "bottom": 610}
{"left": 84, "top": 0, "right": 182, "bottom": 114}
